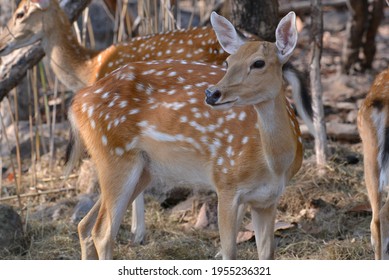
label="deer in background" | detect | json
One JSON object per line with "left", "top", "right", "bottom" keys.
{"left": 66, "top": 11, "right": 303, "bottom": 259}
{"left": 0, "top": 0, "right": 312, "bottom": 246}
{"left": 0, "top": 0, "right": 227, "bottom": 91}
{"left": 0, "top": 0, "right": 312, "bottom": 129}
{"left": 358, "top": 68, "right": 389, "bottom": 260}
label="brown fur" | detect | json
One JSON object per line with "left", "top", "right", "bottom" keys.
{"left": 358, "top": 68, "right": 389, "bottom": 259}
{"left": 70, "top": 40, "right": 303, "bottom": 259}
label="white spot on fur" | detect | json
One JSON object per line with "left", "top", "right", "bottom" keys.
{"left": 115, "top": 147, "right": 124, "bottom": 156}
{"left": 162, "top": 102, "right": 186, "bottom": 110}
{"left": 142, "top": 69, "right": 156, "bottom": 75}
{"left": 242, "top": 136, "right": 249, "bottom": 144}
{"left": 102, "top": 135, "right": 108, "bottom": 146}
{"left": 238, "top": 111, "right": 247, "bottom": 121}
{"left": 87, "top": 106, "right": 94, "bottom": 118}
{"left": 129, "top": 109, "right": 140, "bottom": 115}
{"left": 226, "top": 111, "right": 237, "bottom": 121}
{"left": 125, "top": 137, "right": 139, "bottom": 151}
{"left": 90, "top": 120, "right": 96, "bottom": 129}
{"left": 226, "top": 146, "right": 234, "bottom": 158}
{"left": 119, "top": 101, "right": 128, "bottom": 108}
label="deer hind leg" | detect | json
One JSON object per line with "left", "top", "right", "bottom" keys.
{"left": 251, "top": 204, "right": 276, "bottom": 260}
{"left": 131, "top": 192, "right": 146, "bottom": 245}
{"left": 364, "top": 155, "right": 381, "bottom": 259}
{"left": 78, "top": 197, "right": 101, "bottom": 259}
{"left": 90, "top": 153, "right": 149, "bottom": 259}
{"left": 361, "top": 123, "right": 382, "bottom": 259}
{"left": 380, "top": 194, "right": 389, "bottom": 259}
{"left": 236, "top": 203, "right": 248, "bottom": 237}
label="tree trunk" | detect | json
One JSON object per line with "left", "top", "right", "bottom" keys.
{"left": 341, "top": 0, "right": 384, "bottom": 73}
{"left": 310, "top": 0, "right": 328, "bottom": 169}
{"left": 227, "top": 0, "right": 279, "bottom": 41}
{"left": 0, "top": 0, "right": 92, "bottom": 102}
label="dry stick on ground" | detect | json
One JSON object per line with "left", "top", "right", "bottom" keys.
{"left": 0, "top": 0, "right": 92, "bottom": 101}
{"left": 0, "top": 186, "right": 77, "bottom": 202}
{"left": 310, "top": 0, "right": 328, "bottom": 170}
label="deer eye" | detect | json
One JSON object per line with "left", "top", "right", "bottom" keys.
{"left": 251, "top": 60, "right": 265, "bottom": 69}
{"left": 16, "top": 11, "right": 25, "bottom": 20}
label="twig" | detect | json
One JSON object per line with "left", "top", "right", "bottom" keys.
{"left": 0, "top": 186, "right": 77, "bottom": 202}
{"left": 39, "top": 173, "right": 78, "bottom": 183}
{"left": 27, "top": 70, "right": 37, "bottom": 188}
{"left": 49, "top": 78, "right": 59, "bottom": 184}
{"left": 5, "top": 96, "right": 23, "bottom": 210}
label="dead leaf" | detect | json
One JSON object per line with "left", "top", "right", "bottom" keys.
{"left": 236, "top": 231, "right": 254, "bottom": 244}
{"left": 6, "top": 172, "right": 14, "bottom": 182}
{"left": 194, "top": 203, "right": 208, "bottom": 229}
{"left": 347, "top": 203, "right": 372, "bottom": 213}
{"left": 275, "top": 221, "right": 295, "bottom": 231}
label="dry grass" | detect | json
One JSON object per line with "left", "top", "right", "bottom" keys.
{"left": 0, "top": 141, "right": 375, "bottom": 260}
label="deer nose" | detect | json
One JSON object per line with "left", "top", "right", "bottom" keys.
{"left": 205, "top": 86, "right": 222, "bottom": 105}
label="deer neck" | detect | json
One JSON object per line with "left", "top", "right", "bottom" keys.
{"left": 41, "top": 5, "right": 100, "bottom": 91}
{"left": 254, "top": 89, "right": 297, "bottom": 175}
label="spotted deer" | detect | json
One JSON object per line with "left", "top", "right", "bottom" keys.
{"left": 358, "top": 68, "right": 389, "bottom": 260}
{"left": 66, "top": 11, "right": 303, "bottom": 259}
{"left": 0, "top": 0, "right": 227, "bottom": 92}
{"left": 0, "top": 0, "right": 311, "bottom": 129}
{"left": 0, "top": 0, "right": 312, "bottom": 246}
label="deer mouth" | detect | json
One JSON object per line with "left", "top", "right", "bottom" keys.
{"left": 208, "top": 98, "right": 238, "bottom": 110}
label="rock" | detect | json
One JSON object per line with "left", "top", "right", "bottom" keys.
{"left": 301, "top": 122, "right": 360, "bottom": 142}
{"left": 336, "top": 102, "right": 357, "bottom": 111}
{"left": 0, "top": 204, "right": 25, "bottom": 253}
{"left": 76, "top": 159, "right": 99, "bottom": 194}
{"left": 160, "top": 187, "right": 192, "bottom": 209}
{"left": 71, "top": 194, "right": 98, "bottom": 224}
{"left": 326, "top": 122, "right": 359, "bottom": 142}
{"left": 30, "top": 200, "right": 72, "bottom": 222}
{"left": 346, "top": 110, "right": 358, "bottom": 124}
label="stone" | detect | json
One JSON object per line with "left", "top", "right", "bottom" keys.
{"left": 0, "top": 204, "right": 25, "bottom": 254}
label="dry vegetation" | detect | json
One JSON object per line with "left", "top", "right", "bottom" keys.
{"left": 0, "top": 142, "right": 374, "bottom": 260}
{"left": 0, "top": 0, "right": 388, "bottom": 260}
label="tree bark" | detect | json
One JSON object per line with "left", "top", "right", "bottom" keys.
{"left": 227, "top": 0, "right": 279, "bottom": 41}
{"left": 0, "top": 0, "right": 92, "bottom": 102}
{"left": 341, "top": 0, "right": 384, "bottom": 73}
{"left": 310, "top": 0, "right": 328, "bottom": 169}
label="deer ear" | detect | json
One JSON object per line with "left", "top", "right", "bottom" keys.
{"left": 30, "top": 0, "right": 50, "bottom": 9}
{"left": 210, "top": 11, "right": 246, "bottom": 55}
{"left": 275, "top": 11, "right": 298, "bottom": 64}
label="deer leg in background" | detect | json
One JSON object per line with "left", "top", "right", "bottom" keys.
{"left": 341, "top": 0, "right": 368, "bottom": 74}
{"left": 362, "top": 0, "right": 385, "bottom": 69}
